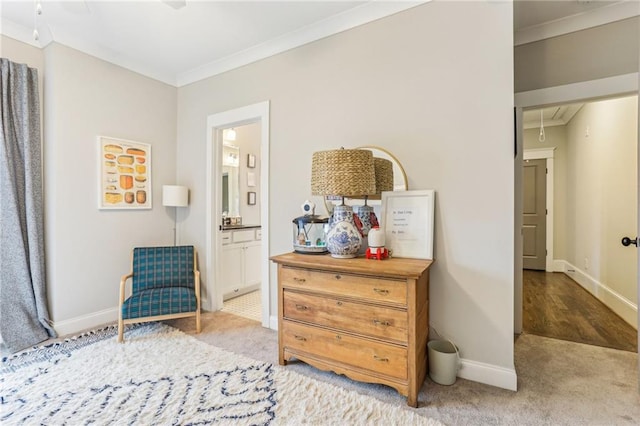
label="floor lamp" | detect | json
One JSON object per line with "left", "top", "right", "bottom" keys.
{"left": 162, "top": 185, "right": 189, "bottom": 246}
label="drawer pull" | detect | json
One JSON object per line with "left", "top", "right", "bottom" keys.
{"left": 294, "top": 335, "right": 307, "bottom": 341}
{"left": 295, "top": 304, "right": 309, "bottom": 311}
{"left": 336, "top": 301, "right": 343, "bottom": 306}
{"left": 373, "top": 355, "right": 389, "bottom": 362}
{"left": 373, "top": 319, "right": 390, "bottom": 327}
{"left": 373, "top": 288, "right": 389, "bottom": 295}
{"left": 335, "top": 335, "right": 342, "bottom": 340}
{"left": 335, "top": 274, "right": 342, "bottom": 280}
{"left": 293, "top": 277, "right": 306, "bottom": 284}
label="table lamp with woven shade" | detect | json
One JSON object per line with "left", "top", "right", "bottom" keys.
{"left": 356, "top": 157, "right": 394, "bottom": 247}
{"left": 311, "top": 148, "right": 376, "bottom": 258}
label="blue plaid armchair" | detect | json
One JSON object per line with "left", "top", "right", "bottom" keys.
{"left": 118, "top": 245, "right": 201, "bottom": 342}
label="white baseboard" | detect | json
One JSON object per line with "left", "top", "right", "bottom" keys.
{"left": 52, "top": 308, "right": 118, "bottom": 337}
{"left": 554, "top": 259, "right": 637, "bottom": 329}
{"left": 54, "top": 306, "right": 277, "bottom": 337}
{"left": 457, "top": 358, "right": 518, "bottom": 391}
{"left": 552, "top": 259, "right": 566, "bottom": 272}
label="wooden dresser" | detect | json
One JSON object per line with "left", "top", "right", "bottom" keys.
{"left": 270, "top": 252, "right": 433, "bottom": 407}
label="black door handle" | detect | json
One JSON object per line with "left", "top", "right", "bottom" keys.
{"left": 621, "top": 237, "right": 637, "bottom": 247}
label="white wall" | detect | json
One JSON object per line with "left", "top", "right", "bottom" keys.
{"left": 514, "top": 17, "right": 639, "bottom": 92}
{"left": 41, "top": 43, "right": 178, "bottom": 333}
{"left": 564, "top": 96, "right": 638, "bottom": 320}
{"left": 177, "top": 1, "right": 516, "bottom": 388}
{"left": 235, "top": 123, "right": 261, "bottom": 225}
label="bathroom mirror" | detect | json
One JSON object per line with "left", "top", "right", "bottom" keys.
{"left": 222, "top": 143, "right": 240, "bottom": 217}
{"left": 324, "top": 146, "right": 408, "bottom": 215}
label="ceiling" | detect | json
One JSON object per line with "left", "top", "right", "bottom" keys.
{"left": 522, "top": 103, "right": 584, "bottom": 130}
{"left": 0, "top": 0, "right": 633, "bottom": 88}
{"left": 0, "top": 0, "right": 401, "bottom": 86}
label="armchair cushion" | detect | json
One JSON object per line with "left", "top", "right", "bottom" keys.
{"left": 118, "top": 245, "right": 201, "bottom": 342}
{"left": 121, "top": 287, "right": 197, "bottom": 320}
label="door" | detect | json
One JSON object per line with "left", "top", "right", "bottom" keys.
{"left": 523, "top": 158, "right": 546, "bottom": 270}
{"left": 221, "top": 244, "right": 244, "bottom": 300}
{"left": 244, "top": 241, "right": 262, "bottom": 286}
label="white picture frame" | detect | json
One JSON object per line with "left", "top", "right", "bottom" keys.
{"left": 381, "top": 189, "right": 435, "bottom": 259}
{"left": 247, "top": 153, "right": 256, "bottom": 168}
{"left": 247, "top": 171, "right": 256, "bottom": 187}
{"left": 98, "top": 136, "right": 152, "bottom": 209}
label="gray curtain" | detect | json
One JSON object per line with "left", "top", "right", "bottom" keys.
{"left": 0, "top": 58, "right": 56, "bottom": 354}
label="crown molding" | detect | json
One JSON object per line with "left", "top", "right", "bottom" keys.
{"left": 515, "top": 0, "right": 640, "bottom": 46}
{"left": 1, "top": 18, "right": 50, "bottom": 49}
{"left": 1, "top": 17, "right": 178, "bottom": 85}
{"left": 176, "top": 1, "right": 426, "bottom": 87}
{"left": 2, "top": 2, "right": 426, "bottom": 87}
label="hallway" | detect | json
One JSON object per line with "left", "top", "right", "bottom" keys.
{"left": 523, "top": 270, "right": 637, "bottom": 352}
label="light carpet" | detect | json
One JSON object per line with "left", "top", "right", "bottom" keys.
{"left": 1, "top": 323, "right": 441, "bottom": 425}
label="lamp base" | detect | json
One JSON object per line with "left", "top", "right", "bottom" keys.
{"left": 326, "top": 205, "right": 362, "bottom": 258}
{"left": 330, "top": 253, "right": 358, "bottom": 259}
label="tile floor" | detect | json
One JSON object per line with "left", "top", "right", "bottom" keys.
{"left": 221, "top": 290, "right": 262, "bottom": 322}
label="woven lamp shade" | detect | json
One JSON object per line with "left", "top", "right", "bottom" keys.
{"left": 311, "top": 149, "right": 376, "bottom": 197}
{"left": 367, "top": 157, "right": 394, "bottom": 200}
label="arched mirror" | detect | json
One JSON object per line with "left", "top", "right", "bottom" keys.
{"left": 323, "top": 146, "right": 408, "bottom": 215}
{"left": 359, "top": 145, "right": 408, "bottom": 192}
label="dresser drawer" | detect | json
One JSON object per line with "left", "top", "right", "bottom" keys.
{"left": 283, "top": 290, "right": 408, "bottom": 343}
{"left": 280, "top": 266, "right": 406, "bottom": 307}
{"left": 282, "top": 320, "right": 407, "bottom": 380}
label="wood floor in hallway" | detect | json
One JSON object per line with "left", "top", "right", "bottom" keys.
{"left": 523, "top": 270, "right": 637, "bottom": 352}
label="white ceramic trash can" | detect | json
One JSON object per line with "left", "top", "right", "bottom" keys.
{"left": 428, "top": 340, "right": 459, "bottom": 385}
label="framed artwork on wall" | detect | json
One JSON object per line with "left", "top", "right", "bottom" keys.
{"left": 247, "top": 153, "right": 256, "bottom": 168}
{"left": 98, "top": 136, "right": 151, "bottom": 209}
{"left": 247, "top": 172, "right": 256, "bottom": 187}
{"left": 381, "top": 189, "right": 435, "bottom": 259}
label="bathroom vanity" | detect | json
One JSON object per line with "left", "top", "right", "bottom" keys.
{"left": 221, "top": 225, "right": 262, "bottom": 301}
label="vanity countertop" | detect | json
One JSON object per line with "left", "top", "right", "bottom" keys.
{"left": 222, "top": 224, "right": 261, "bottom": 231}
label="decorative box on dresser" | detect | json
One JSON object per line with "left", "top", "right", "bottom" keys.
{"left": 270, "top": 252, "right": 433, "bottom": 407}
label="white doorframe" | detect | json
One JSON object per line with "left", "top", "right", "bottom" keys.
{"left": 523, "top": 148, "right": 555, "bottom": 272}
{"left": 205, "top": 101, "right": 271, "bottom": 328}
{"left": 514, "top": 72, "right": 639, "bottom": 347}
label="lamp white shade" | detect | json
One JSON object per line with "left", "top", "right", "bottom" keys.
{"left": 162, "top": 185, "right": 189, "bottom": 207}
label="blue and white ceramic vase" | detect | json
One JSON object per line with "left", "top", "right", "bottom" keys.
{"left": 356, "top": 204, "right": 375, "bottom": 236}
{"left": 326, "top": 205, "right": 362, "bottom": 258}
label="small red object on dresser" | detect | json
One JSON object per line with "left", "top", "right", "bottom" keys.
{"left": 366, "top": 226, "right": 388, "bottom": 260}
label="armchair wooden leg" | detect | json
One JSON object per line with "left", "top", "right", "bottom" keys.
{"left": 196, "top": 310, "right": 201, "bottom": 333}
{"left": 118, "top": 318, "right": 124, "bottom": 343}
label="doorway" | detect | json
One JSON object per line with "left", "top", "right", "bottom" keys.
{"left": 516, "top": 88, "right": 639, "bottom": 351}
{"left": 219, "top": 123, "right": 263, "bottom": 322}
{"left": 205, "top": 101, "right": 271, "bottom": 328}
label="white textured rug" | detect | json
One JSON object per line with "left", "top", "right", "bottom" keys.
{"left": 1, "top": 323, "right": 441, "bottom": 425}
